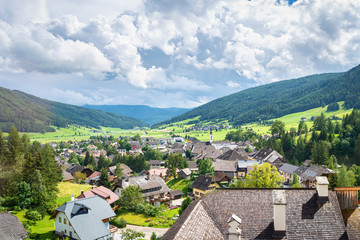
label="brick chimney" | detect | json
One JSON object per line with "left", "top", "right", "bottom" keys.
{"left": 316, "top": 176, "right": 329, "bottom": 203}
{"left": 71, "top": 194, "right": 75, "bottom": 201}
{"left": 227, "top": 214, "right": 242, "bottom": 240}
{"left": 272, "top": 190, "right": 286, "bottom": 238}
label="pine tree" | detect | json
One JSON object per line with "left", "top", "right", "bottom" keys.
{"left": 99, "top": 168, "right": 111, "bottom": 188}
{"left": 84, "top": 151, "right": 90, "bottom": 166}
{"left": 291, "top": 173, "right": 302, "bottom": 188}
{"left": 88, "top": 155, "right": 97, "bottom": 169}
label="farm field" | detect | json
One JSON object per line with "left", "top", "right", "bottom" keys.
{"left": 9, "top": 102, "right": 354, "bottom": 143}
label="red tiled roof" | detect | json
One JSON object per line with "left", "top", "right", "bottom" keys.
{"left": 77, "top": 186, "right": 119, "bottom": 204}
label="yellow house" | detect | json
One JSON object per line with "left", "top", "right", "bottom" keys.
{"left": 191, "top": 175, "right": 221, "bottom": 200}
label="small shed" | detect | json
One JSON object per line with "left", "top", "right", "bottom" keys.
{"left": 178, "top": 168, "right": 191, "bottom": 179}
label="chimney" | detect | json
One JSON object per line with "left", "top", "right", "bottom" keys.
{"left": 92, "top": 185, "right": 96, "bottom": 189}
{"left": 81, "top": 190, "right": 84, "bottom": 195}
{"left": 71, "top": 194, "right": 75, "bottom": 201}
{"left": 227, "top": 214, "right": 242, "bottom": 240}
{"left": 316, "top": 176, "right": 329, "bottom": 203}
{"left": 272, "top": 190, "right": 286, "bottom": 238}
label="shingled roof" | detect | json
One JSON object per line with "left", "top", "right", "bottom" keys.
{"left": 0, "top": 212, "right": 28, "bottom": 240}
{"left": 162, "top": 189, "right": 349, "bottom": 240}
{"left": 217, "top": 149, "right": 248, "bottom": 161}
{"left": 191, "top": 175, "right": 214, "bottom": 191}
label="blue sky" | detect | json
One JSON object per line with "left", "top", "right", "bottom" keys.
{"left": 0, "top": 0, "right": 359, "bottom": 108}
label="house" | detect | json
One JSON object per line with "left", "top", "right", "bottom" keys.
{"left": 0, "top": 212, "right": 28, "bottom": 240}
{"left": 62, "top": 170, "right": 75, "bottom": 182}
{"left": 278, "top": 163, "right": 299, "bottom": 185}
{"left": 187, "top": 161, "right": 198, "bottom": 172}
{"left": 169, "top": 189, "right": 183, "bottom": 200}
{"left": 213, "top": 159, "right": 237, "bottom": 178}
{"left": 311, "top": 116, "right": 318, "bottom": 121}
{"left": 76, "top": 186, "right": 119, "bottom": 205}
{"left": 173, "top": 137, "right": 185, "bottom": 143}
{"left": 148, "top": 160, "right": 163, "bottom": 169}
{"left": 68, "top": 165, "right": 93, "bottom": 178}
{"left": 301, "top": 117, "right": 307, "bottom": 121}
{"left": 253, "top": 149, "right": 286, "bottom": 169}
{"left": 178, "top": 168, "right": 191, "bottom": 179}
{"left": 162, "top": 177, "right": 353, "bottom": 240}
{"left": 113, "top": 175, "right": 171, "bottom": 207}
{"left": 237, "top": 160, "right": 262, "bottom": 177}
{"left": 212, "top": 172, "right": 232, "bottom": 184}
{"left": 217, "top": 149, "right": 248, "bottom": 161}
{"left": 191, "top": 175, "right": 220, "bottom": 200}
{"left": 295, "top": 164, "right": 332, "bottom": 188}
{"left": 50, "top": 196, "right": 116, "bottom": 240}
{"left": 146, "top": 168, "right": 172, "bottom": 178}
{"left": 84, "top": 171, "right": 101, "bottom": 185}
{"left": 108, "top": 164, "right": 133, "bottom": 178}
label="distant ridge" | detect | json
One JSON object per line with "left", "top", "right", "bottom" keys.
{"left": 83, "top": 104, "right": 191, "bottom": 126}
{"left": 154, "top": 65, "right": 360, "bottom": 127}
{"left": 0, "top": 87, "right": 148, "bottom": 132}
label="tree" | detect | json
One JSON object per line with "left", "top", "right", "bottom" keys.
{"left": 115, "top": 163, "right": 124, "bottom": 178}
{"left": 179, "top": 197, "right": 192, "bottom": 215}
{"left": 270, "top": 120, "right": 285, "bottom": 137}
{"left": 98, "top": 168, "right": 111, "bottom": 188}
{"left": 185, "top": 149, "right": 193, "bottom": 160}
{"left": 291, "top": 173, "right": 302, "bottom": 188}
{"left": 311, "top": 141, "right": 329, "bottom": 165}
{"left": 167, "top": 153, "right": 188, "bottom": 178}
{"left": 120, "top": 229, "right": 145, "bottom": 240}
{"left": 198, "top": 158, "right": 214, "bottom": 176}
{"left": 73, "top": 171, "right": 86, "bottom": 184}
{"left": 244, "top": 163, "right": 284, "bottom": 188}
{"left": 16, "top": 181, "right": 32, "bottom": 209}
{"left": 354, "top": 134, "right": 360, "bottom": 165}
{"left": 97, "top": 154, "right": 111, "bottom": 171}
{"left": 118, "top": 185, "right": 143, "bottom": 210}
{"left": 29, "top": 170, "right": 48, "bottom": 208}
{"left": 151, "top": 232, "right": 161, "bottom": 240}
{"left": 88, "top": 155, "right": 97, "bottom": 169}
{"left": 68, "top": 152, "right": 79, "bottom": 165}
{"left": 328, "top": 156, "right": 335, "bottom": 170}
{"left": 337, "top": 165, "right": 356, "bottom": 187}
{"left": 84, "top": 151, "right": 90, "bottom": 166}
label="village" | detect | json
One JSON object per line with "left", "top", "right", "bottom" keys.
{"left": 2, "top": 126, "right": 358, "bottom": 240}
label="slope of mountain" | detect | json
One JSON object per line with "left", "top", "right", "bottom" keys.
{"left": 0, "top": 87, "right": 148, "bottom": 132}
{"left": 83, "top": 104, "right": 191, "bottom": 126}
{"left": 154, "top": 65, "right": 360, "bottom": 128}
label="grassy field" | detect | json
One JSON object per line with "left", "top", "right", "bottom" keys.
{"left": 9, "top": 101, "right": 354, "bottom": 143}
{"left": 115, "top": 208, "right": 179, "bottom": 228}
{"left": 56, "top": 182, "right": 93, "bottom": 206}
{"left": 166, "top": 179, "right": 192, "bottom": 193}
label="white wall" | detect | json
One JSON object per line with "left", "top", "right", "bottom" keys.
{"left": 56, "top": 212, "right": 80, "bottom": 240}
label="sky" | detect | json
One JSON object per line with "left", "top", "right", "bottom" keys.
{"left": 0, "top": 0, "right": 359, "bottom": 108}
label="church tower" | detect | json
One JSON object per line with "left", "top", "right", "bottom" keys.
{"left": 210, "top": 128, "right": 213, "bottom": 143}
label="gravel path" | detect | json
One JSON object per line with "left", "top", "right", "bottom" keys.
{"left": 114, "top": 224, "right": 169, "bottom": 239}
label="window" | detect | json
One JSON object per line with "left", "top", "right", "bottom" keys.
{"left": 70, "top": 231, "right": 72, "bottom": 237}
{"left": 59, "top": 217, "right": 62, "bottom": 223}
{"left": 65, "top": 230, "right": 67, "bottom": 234}
{"left": 64, "top": 218, "right": 67, "bottom": 224}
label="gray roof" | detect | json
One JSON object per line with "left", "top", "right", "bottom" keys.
{"left": 52, "top": 196, "right": 115, "bottom": 240}
{"left": 180, "top": 168, "right": 191, "bottom": 176}
{"left": 213, "top": 159, "right": 237, "bottom": 172}
{"left": 0, "top": 212, "right": 27, "bottom": 240}
{"left": 237, "top": 160, "right": 260, "bottom": 168}
{"left": 148, "top": 160, "right": 162, "bottom": 165}
{"left": 279, "top": 163, "right": 299, "bottom": 174}
{"left": 162, "top": 189, "right": 348, "bottom": 240}
{"left": 115, "top": 175, "right": 170, "bottom": 197}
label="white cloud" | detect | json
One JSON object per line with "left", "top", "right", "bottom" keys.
{"left": 227, "top": 81, "right": 240, "bottom": 88}
{"left": 0, "top": 0, "right": 359, "bottom": 107}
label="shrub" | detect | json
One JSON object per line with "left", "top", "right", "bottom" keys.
{"left": 144, "top": 204, "right": 159, "bottom": 217}
{"left": 25, "top": 209, "right": 43, "bottom": 225}
{"left": 327, "top": 102, "right": 340, "bottom": 112}
{"left": 110, "top": 217, "right": 127, "bottom": 228}
{"left": 134, "top": 203, "right": 146, "bottom": 214}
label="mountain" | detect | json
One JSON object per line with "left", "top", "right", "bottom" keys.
{"left": 0, "top": 87, "right": 148, "bottom": 132}
{"left": 154, "top": 65, "right": 360, "bottom": 127}
{"left": 83, "top": 104, "right": 191, "bottom": 126}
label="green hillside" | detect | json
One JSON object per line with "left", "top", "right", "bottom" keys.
{"left": 154, "top": 65, "right": 360, "bottom": 128}
{"left": 0, "top": 87, "right": 148, "bottom": 132}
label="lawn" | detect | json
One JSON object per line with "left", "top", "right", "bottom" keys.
{"left": 115, "top": 208, "right": 179, "bottom": 228}
{"left": 166, "top": 179, "right": 192, "bottom": 193}
{"left": 56, "top": 182, "right": 93, "bottom": 206}
{"left": 14, "top": 211, "right": 56, "bottom": 240}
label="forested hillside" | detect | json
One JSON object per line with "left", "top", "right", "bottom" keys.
{"left": 84, "top": 104, "right": 190, "bottom": 125}
{"left": 154, "top": 65, "right": 360, "bottom": 127}
{"left": 0, "top": 87, "right": 148, "bottom": 132}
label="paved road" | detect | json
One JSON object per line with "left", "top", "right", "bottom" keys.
{"left": 114, "top": 224, "right": 169, "bottom": 240}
